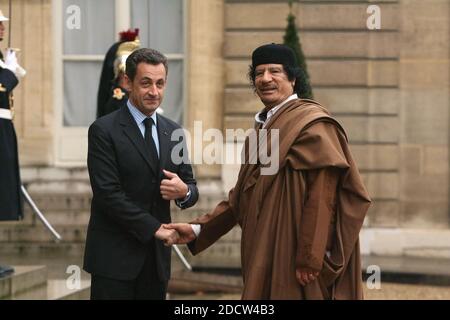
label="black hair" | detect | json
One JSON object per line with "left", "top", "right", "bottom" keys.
{"left": 125, "top": 48, "right": 168, "bottom": 81}
{"left": 247, "top": 64, "right": 312, "bottom": 99}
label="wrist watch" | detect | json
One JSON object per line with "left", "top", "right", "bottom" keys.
{"left": 185, "top": 187, "right": 191, "bottom": 199}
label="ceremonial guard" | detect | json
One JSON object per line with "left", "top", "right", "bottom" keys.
{"left": 97, "top": 28, "right": 140, "bottom": 118}
{"left": 0, "top": 9, "right": 26, "bottom": 277}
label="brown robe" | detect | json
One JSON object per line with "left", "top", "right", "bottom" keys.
{"left": 188, "top": 99, "right": 371, "bottom": 299}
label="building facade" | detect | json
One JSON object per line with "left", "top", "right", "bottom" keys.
{"left": 2, "top": 0, "right": 449, "bottom": 265}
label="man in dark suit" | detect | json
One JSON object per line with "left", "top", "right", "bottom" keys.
{"left": 84, "top": 48, "right": 199, "bottom": 300}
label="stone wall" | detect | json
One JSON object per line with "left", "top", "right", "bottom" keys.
{"left": 3, "top": 0, "right": 449, "bottom": 266}
{"left": 222, "top": 0, "right": 449, "bottom": 229}
{"left": 187, "top": 0, "right": 225, "bottom": 179}
{"left": 398, "top": 0, "right": 449, "bottom": 228}
{"left": 0, "top": 0, "right": 54, "bottom": 166}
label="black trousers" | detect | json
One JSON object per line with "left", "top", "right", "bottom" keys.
{"left": 0, "top": 118, "right": 23, "bottom": 221}
{"left": 90, "top": 250, "right": 167, "bottom": 300}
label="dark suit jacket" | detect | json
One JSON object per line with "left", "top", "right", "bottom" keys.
{"left": 83, "top": 105, "right": 198, "bottom": 281}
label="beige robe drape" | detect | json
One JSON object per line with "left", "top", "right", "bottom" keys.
{"left": 188, "top": 99, "right": 371, "bottom": 299}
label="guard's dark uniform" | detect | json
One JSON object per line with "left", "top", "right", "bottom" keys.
{"left": 97, "top": 29, "right": 139, "bottom": 118}
{"left": 102, "top": 85, "right": 128, "bottom": 116}
{"left": 96, "top": 41, "right": 123, "bottom": 118}
{"left": 0, "top": 50, "right": 23, "bottom": 221}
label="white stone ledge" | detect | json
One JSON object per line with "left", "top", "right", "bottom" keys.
{"left": 361, "top": 227, "right": 450, "bottom": 259}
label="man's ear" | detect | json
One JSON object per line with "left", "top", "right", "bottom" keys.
{"left": 123, "top": 74, "right": 132, "bottom": 92}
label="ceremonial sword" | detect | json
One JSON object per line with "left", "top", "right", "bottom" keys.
{"left": 21, "top": 185, "right": 62, "bottom": 241}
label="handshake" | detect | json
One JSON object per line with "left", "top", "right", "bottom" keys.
{"left": 154, "top": 223, "right": 196, "bottom": 246}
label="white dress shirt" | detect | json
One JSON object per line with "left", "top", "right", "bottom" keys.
{"left": 191, "top": 94, "right": 300, "bottom": 238}
{"left": 254, "top": 93, "right": 298, "bottom": 128}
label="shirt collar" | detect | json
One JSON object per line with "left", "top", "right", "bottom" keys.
{"left": 127, "top": 99, "right": 158, "bottom": 127}
{"left": 255, "top": 94, "right": 298, "bottom": 125}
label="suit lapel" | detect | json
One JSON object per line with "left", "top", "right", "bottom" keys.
{"left": 119, "top": 106, "right": 159, "bottom": 176}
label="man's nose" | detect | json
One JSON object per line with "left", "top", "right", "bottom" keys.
{"left": 261, "top": 70, "right": 272, "bottom": 83}
{"left": 148, "top": 84, "right": 158, "bottom": 95}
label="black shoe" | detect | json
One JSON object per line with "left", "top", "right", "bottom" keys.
{"left": 0, "top": 265, "right": 14, "bottom": 278}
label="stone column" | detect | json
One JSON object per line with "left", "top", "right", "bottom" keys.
{"left": 399, "top": 0, "right": 450, "bottom": 228}
{"left": 187, "top": 0, "right": 224, "bottom": 180}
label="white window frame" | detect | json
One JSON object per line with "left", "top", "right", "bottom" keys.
{"left": 52, "top": 0, "right": 187, "bottom": 167}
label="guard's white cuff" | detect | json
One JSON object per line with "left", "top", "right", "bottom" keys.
{"left": 15, "top": 64, "right": 26, "bottom": 78}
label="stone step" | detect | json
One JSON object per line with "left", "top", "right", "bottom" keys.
{"left": 0, "top": 230, "right": 240, "bottom": 264}
{"left": 9, "top": 283, "right": 47, "bottom": 299}
{"left": 1, "top": 221, "right": 240, "bottom": 243}
{"left": 2, "top": 269, "right": 241, "bottom": 299}
{"left": 174, "top": 242, "right": 241, "bottom": 270}
{"left": 21, "top": 204, "right": 224, "bottom": 226}
{"left": 169, "top": 270, "right": 243, "bottom": 294}
{"left": 23, "top": 193, "right": 92, "bottom": 212}
{"left": 0, "top": 224, "right": 87, "bottom": 243}
{"left": 25, "top": 181, "right": 92, "bottom": 194}
{"left": 21, "top": 167, "right": 89, "bottom": 184}
{"left": 4, "top": 278, "right": 90, "bottom": 300}
{"left": 0, "top": 266, "right": 47, "bottom": 299}
{"left": 0, "top": 242, "right": 85, "bottom": 257}
{"left": 22, "top": 210, "right": 91, "bottom": 226}
{"left": 23, "top": 204, "right": 230, "bottom": 226}
{"left": 22, "top": 191, "right": 227, "bottom": 213}
{"left": 47, "top": 279, "right": 91, "bottom": 300}
{"left": 172, "top": 208, "right": 236, "bottom": 223}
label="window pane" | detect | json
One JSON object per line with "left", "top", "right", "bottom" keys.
{"left": 63, "top": 61, "right": 182, "bottom": 126}
{"left": 63, "top": 0, "right": 115, "bottom": 55}
{"left": 64, "top": 61, "right": 101, "bottom": 126}
{"left": 131, "top": 0, "right": 184, "bottom": 54}
{"left": 160, "top": 60, "right": 183, "bottom": 124}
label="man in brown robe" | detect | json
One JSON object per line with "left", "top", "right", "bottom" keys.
{"left": 165, "top": 43, "right": 371, "bottom": 300}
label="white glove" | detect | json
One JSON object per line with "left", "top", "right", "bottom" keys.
{"left": 5, "top": 49, "right": 18, "bottom": 73}
{"left": 5, "top": 49, "right": 26, "bottom": 78}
